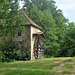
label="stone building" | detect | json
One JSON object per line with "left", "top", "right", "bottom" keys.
{"left": 16, "top": 10, "right": 44, "bottom": 60}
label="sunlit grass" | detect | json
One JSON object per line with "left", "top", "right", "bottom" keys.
{"left": 0, "top": 57, "right": 75, "bottom": 75}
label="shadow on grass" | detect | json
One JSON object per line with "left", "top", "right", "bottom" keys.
{"left": 5, "top": 69, "right": 56, "bottom": 75}
{"left": 61, "top": 70, "right": 73, "bottom": 74}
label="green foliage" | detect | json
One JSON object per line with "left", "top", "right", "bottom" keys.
{"left": 0, "top": 40, "right": 20, "bottom": 62}
{"left": 22, "top": 0, "right": 75, "bottom": 57}
{"left": 60, "top": 23, "right": 75, "bottom": 57}
{"left": 22, "top": 0, "right": 68, "bottom": 57}
{"left": 0, "top": 0, "right": 27, "bottom": 62}
{"left": 0, "top": 0, "right": 23, "bottom": 40}
{"left": 0, "top": 41, "right": 31, "bottom": 62}
{"left": 20, "top": 47, "right": 31, "bottom": 61}
{"left": 0, "top": 0, "right": 75, "bottom": 62}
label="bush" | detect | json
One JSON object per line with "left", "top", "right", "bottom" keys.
{"left": 0, "top": 50, "right": 4, "bottom": 62}
{"left": 0, "top": 40, "right": 31, "bottom": 62}
{"left": 20, "top": 47, "right": 31, "bottom": 61}
{"left": 0, "top": 40, "right": 21, "bottom": 62}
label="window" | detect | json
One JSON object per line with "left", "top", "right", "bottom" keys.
{"left": 17, "top": 30, "right": 23, "bottom": 41}
{"left": 18, "top": 31, "right": 22, "bottom": 36}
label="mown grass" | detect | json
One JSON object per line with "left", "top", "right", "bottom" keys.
{"left": 0, "top": 57, "right": 75, "bottom": 75}
{"left": 5, "top": 69, "right": 54, "bottom": 75}
{"left": 61, "top": 70, "right": 73, "bottom": 74}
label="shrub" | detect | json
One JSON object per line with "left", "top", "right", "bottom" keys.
{"left": 0, "top": 40, "right": 31, "bottom": 62}
{"left": 0, "top": 40, "right": 21, "bottom": 62}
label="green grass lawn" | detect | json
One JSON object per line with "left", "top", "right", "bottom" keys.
{"left": 0, "top": 57, "right": 75, "bottom": 75}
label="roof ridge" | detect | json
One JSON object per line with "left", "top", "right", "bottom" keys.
{"left": 21, "top": 10, "right": 42, "bottom": 30}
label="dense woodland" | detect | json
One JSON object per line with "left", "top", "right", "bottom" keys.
{"left": 0, "top": 0, "right": 75, "bottom": 62}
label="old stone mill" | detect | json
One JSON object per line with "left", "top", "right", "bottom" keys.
{"left": 15, "top": 10, "right": 44, "bottom": 60}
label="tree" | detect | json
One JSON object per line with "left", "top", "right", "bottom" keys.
{"left": 60, "top": 22, "right": 75, "bottom": 57}
{"left": 22, "top": 0, "right": 61, "bottom": 56}
{"left": 0, "top": 0, "right": 24, "bottom": 62}
{"left": 0, "top": 0, "right": 19, "bottom": 38}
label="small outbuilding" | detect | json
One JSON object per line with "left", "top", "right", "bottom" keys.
{"left": 16, "top": 10, "right": 44, "bottom": 60}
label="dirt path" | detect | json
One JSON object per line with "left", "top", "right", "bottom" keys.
{"left": 0, "top": 64, "right": 10, "bottom": 68}
{"left": 52, "top": 63, "right": 65, "bottom": 71}
{"left": 52, "top": 58, "right": 69, "bottom": 72}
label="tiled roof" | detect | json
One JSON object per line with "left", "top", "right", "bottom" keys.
{"left": 22, "top": 10, "right": 43, "bottom": 30}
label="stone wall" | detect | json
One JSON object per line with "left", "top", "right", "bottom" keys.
{"left": 24, "top": 25, "right": 31, "bottom": 59}
{"left": 14, "top": 25, "right": 31, "bottom": 60}
{"left": 14, "top": 25, "right": 44, "bottom": 60}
